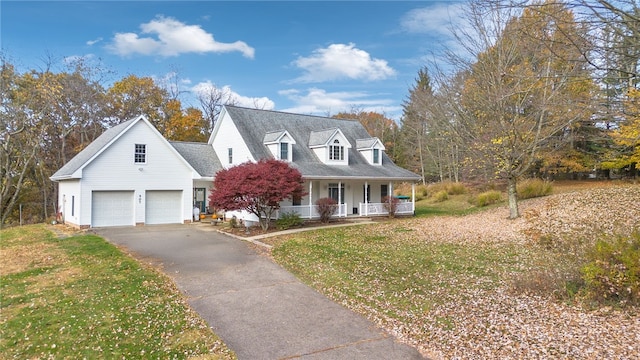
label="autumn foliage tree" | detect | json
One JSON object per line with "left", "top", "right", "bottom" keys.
{"left": 208, "top": 159, "right": 306, "bottom": 231}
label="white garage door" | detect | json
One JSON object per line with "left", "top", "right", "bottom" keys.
{"left": 145, "top": 190, "right": 182, "bottom": 225}
{"left": 92, "top": 191, "right": 134, "bottom": 227}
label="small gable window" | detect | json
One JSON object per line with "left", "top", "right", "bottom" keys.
{"left": 329, "top": 139, "right": 344, "bottom": 161}
{"left": 373, "top": 148, "right": 380, "bottom": 164}
{"left": 280, "top": 142, "right": 288, "bottom": 161}
{"left": 134, "top": 144, "right": 146, "bottom": 163}
{"left": 228, "top": 148, "right": 233, "bottom": 164}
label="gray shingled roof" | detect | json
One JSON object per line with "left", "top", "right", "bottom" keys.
{"left": 356, "top": 138, "right": 379, "bottom": 149}
{"left": 308, "top": 128, "right": 338, "bottom": 147}
{"left": 170, "top": 141, "right": 222, "bottom": 177}
{"left": 51, "top": 117, "right": 138, "bottom": 180}
{"left": 224, "top": 106, "right": 421, "bottom": 181}
{"left": 263, "top": 130, "right": 287, "bottom": 143}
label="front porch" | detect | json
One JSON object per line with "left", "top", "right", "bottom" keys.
{"left": 277, "top": 200, "right": 414, "bottom": 219}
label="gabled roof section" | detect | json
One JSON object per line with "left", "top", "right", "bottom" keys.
{"left": 309, "top": 128, "right": 339, "bottom": 147}
{"left": 170, "top": 142, "right": 222, "bottom": 178}
{"left": 263, "top": 130, "right": 296, "bottom": 144}
{"left": 356, "top": 137, "right": 385, "bottom": 150}
{"left": 222, "top": 106, "right": 421, "bottom": 181}
{"left": 50, "top": 116, "right": 141, "bottom": 180}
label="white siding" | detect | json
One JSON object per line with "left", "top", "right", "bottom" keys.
{"left": 58, "top": 180, "right": 82, "bottom": 227}
{"left": 80, "top": 120, "right": 194, "bottom": 226}
{"left": 212, "top": 111, "right": 254, "bottom": 168}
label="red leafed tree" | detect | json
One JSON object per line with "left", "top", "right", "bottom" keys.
{"left": 209, "top": 159, "right": 306, "bottom": 230}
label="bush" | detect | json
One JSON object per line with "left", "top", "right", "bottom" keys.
{"left": 382, "top": 196, "right": 400, "bottom": 217}
{"left": 470, "top": 190, "right": 502, "bottom": 207}
{"left": 276, "top": 211, "right": 304, "bottom": 230}
{"left": 517, "top": 178, "right": 553, "bottom": 199}
{"left": 581, "top": 232, "right": 640, "bottom": 305}
{"left": 427, "top": 181, "right": 467, "bottom": 197}
{"left": 315, "top": 197, "right": 337, "bottom": 223}
{"left": 433, "top": 190, "right": 449, "bottom": 202}
{"left": 447, "top": 182, "right": 467, "bottom": 195}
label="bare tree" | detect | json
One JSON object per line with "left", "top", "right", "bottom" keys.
{"left": 196, "top": 84, "right": 238, "bottom": 132}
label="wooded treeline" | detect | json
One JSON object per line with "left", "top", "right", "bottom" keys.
{"left": 1, "top": 0, "right": 638, "bottom": 225}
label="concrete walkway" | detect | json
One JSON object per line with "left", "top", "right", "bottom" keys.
{"left": 96, "top": 225, "right": 425, "bottom": 360}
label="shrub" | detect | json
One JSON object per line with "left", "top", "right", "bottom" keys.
{"left": 470, "top": 190, "right": 502, "bottom": 207}
{"left": 517, "top": 178, "right": 553, "bottom": 199}
{"left": 382, "top": 196, "right": 400, "bottom": 217}
{"left": 447, "top": 182, "right": 467, "bottom": 195}
{"left": 434, "top": 190, "right": 449, "bottom": 202}
{"left": 315, "top": 197, "right": 337, "bottom": 223}
{"left": 581, "top": 232, "right": 640, "bottom": 305}
{"left": 276, "top": 211, "right": 304, "bottom": 230}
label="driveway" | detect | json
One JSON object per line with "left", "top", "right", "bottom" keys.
{"left": 95, "top": 224, "right": 425, "bottom": 360}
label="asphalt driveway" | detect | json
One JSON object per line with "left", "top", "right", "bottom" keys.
{"left": 95, "top": 224, "right": 425, "bottom": 360}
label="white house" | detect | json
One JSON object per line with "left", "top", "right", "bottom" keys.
{"left": 51, "top": 106, "right": 420, "bottom": 228}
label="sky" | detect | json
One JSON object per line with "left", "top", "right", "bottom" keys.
{"left": 2, "top": 1, "right": 466, "bottom": 120}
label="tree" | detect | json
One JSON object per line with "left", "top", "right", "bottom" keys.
{"left": 602, "top": 88, "right": 640, "bottom": 175}
{"left": 452, "top": 0, "right": 594, "bottom": 218}
{"left": 162, "top": 100, "right": 208, "bottom": 142}
{"left": 107, "top": 75, "right": 168, "bottom": 129}
{"left": 196, "top": 83, "right": 238, "bottom": 132}
{"left": 208, "top": 159, "right": 305, "bottom": 231}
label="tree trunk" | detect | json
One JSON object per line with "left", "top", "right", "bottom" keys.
{"left": 507, "top": 176, "right": 519, "bottom": 219}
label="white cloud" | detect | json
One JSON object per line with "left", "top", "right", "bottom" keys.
{"left": 292, "top": 43, "right": 396, "bottom": 83}
{"left": 192, "top": 81, "right": 274, "bottom": 110}
{"left": 400, "top": 4, "right": 464, "bottom": 36}
{"left": 278, "top": 87, "right": 399, "bottom": 118}
{"left": 86, "top": 37, "right": 103, "bottom": 46}
{"left": 107, "top": 16, "right": 255, "bottom": 58}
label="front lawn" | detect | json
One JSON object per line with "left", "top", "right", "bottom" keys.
{"left": 0, "top": 225, "right": 235, "bottom": 359}
{"left": 270, "top": 184, "right": 640, "bottom": 359}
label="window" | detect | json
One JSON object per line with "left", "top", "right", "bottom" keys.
{"left": 373, "top": 148, "right": 380, "bottom": 164}
{"left": 134, "top": 144, "right": 146, "bottom": 163}
{"left": 71, "top": 196, "right": 75, "bottom": 216}
{"left": 381, "top": 184, "right": 388, "bottom": 199}
{"left": 329, "top": 139, "right": 344, "bottom": 161}
{"left": 292, "top": 193, "right": 302, "bottom": 206}
{"left": 228, "top": 148, "right": 233, "bottom": 164}
{"left": 280, "top": 142, "right": 288, "bottom": 160}
{"left": 328, "top": 183, "right": 345, "bottom": 203}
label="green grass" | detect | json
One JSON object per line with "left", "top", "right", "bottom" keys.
{"left": 272, "top": 226, "right": 525, "bottom": 319}
{"left": 0, "top": 225, "right": 235, "bottom": 360}
{"left": 414, "top": 194, "right": 484, "bottom": 217}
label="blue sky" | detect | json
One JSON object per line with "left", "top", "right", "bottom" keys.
{"left": 2, "top": 1, "right": 465, "bottom": 120}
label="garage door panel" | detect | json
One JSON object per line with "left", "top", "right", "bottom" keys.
{"left": 146, "top": 190, "right": 182, "bottom": 225}
{"left": 92, "top": 191, "right": 134, "bottom": 227}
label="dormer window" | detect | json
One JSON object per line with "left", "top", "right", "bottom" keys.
{"left": 356, "top": 137, "right": 385, "bottom": 165}
{"left": 264, "top": 130, "right": 295, "bottom": 162}
{"left": 309, "top": 128, "right": 351, "bottom": 165}
{"left": 329, "top": 139, "right": 344, "bottom": 161}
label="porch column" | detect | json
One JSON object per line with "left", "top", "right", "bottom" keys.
{"left": 412, "top": 182, "right": 416, "bottom": 214}
{"left": 338, "top": 181, "right": 342, "bottom": 217}
{"left": 309, "top": 181, "right": 313, "bottom": 219}
{"left": 365, "top": 181, "right": 369, "bottom": 216}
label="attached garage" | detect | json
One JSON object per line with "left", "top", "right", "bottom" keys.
{"left": 92, "top": 191, "right": 134, "bottom": 227}
{"left": 145, "top": 190, "right": 183, "bottom": 225}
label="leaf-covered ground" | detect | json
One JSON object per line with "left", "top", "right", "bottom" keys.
{"left": 271, "top": 184, "right": 640, "bottom": 359}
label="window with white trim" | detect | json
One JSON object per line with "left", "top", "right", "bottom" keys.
{"left": 329, "top": 139, "right": 344, "bottom": 161}
{"left": 280, "top": 142, "right": 288, "bottom": 160}
{"left": 134, "top": 144, "right": 146, "bottom": 163}
{"left": 228, "top": 148, "right": 233, "bottom": 164}
{"left": 373, "top": 148, "right": 380, "bottom": 164}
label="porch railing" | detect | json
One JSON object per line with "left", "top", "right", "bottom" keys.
{"left": 278, "top": 203, "right": 348, "bottom": 219}
{"left": 358, "top": 201, "right": 413, "bottom": 216}
{"left": 276, "top": 201, "right": 413, "bottom": 219}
